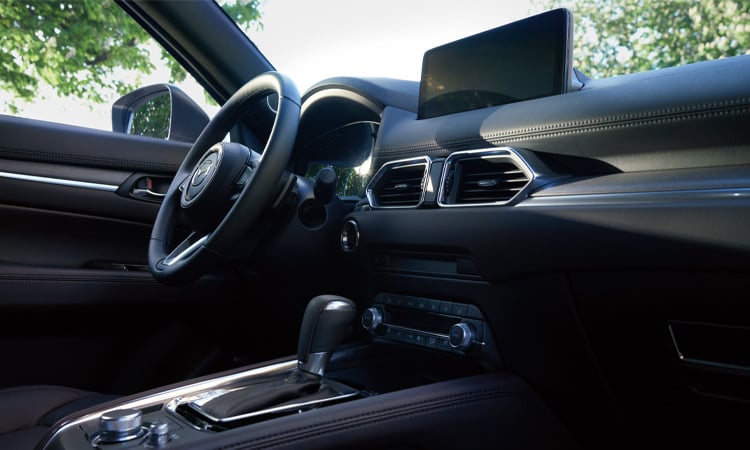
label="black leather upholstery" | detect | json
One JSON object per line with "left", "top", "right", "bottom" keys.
{"left": 0, "top": 385, "right": 116, "bottom": 449}
{"left": 170, "top": 371, "right": 580, "bottom": 450}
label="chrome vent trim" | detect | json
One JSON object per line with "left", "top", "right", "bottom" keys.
{"left": 438, "top": 148, "right": 534, "bottom": 207}
{"left": 366, "top": 157, "right": 430, "bottom": 208}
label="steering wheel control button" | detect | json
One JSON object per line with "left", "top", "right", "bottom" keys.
{"left": 449, "top": 323, "right": 476, "bottom": 352}
{"left": 92, "top": 408, "right": 147, "bottom": 445}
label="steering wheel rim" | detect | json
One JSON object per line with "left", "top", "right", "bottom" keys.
{"left": 148, "top": 71, "right": 300, "bottom": 285}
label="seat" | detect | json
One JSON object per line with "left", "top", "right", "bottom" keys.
{"left": 0, "top": 385, "right": 118, "bottom": 449}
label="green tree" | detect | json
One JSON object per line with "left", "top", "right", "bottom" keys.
{"left": 129, "top": 94, "right": 171, "bottom": 139}
{"left": 0, "top": 0, "right": 260, "bottom": 112}
{"left": 540, "top": 0, "right": 750, "bottom": 78}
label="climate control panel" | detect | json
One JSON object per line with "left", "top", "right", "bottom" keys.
{"left": 363, "top": 293, "right": 491, "bottom": 356}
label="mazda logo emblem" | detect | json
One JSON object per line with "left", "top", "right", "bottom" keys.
{"left": 191, "top": 159, "right": 213, "bottom": 187}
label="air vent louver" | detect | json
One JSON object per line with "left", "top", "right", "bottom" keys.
{"left": 367, "top": 158, "right": 429, "bottom": 208}
{"left": 440, "top": 149, "right": 533, "bottom": 206}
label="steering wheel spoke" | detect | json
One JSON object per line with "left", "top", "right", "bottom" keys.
{"left": 162, "top": 233, "right": 210, "bottom": 267}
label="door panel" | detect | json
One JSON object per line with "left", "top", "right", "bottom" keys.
{"left": 0, "top": 114, "right": 250, "bottom": 394}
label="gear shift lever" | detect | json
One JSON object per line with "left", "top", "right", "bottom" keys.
{"left": 197, "top": 295, "right": 356, "bottom": 420}
{"left": 297, "top": 295, "right": 357, "bottom": 376}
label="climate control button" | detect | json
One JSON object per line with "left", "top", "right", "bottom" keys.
{"left": 362, "top": 307, "right": 384, "bottom": 332}
{"left": 448, "top": 322, "right": 476, "bottom": 352}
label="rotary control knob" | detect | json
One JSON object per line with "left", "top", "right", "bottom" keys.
{"left": 448, "top": 322, "right": 476, "bottom": 352}
{"left": 362, "top": 307, "right": 384, "bottom": 332}
{"left": 95, "top": 409, "right": 145, "bottom": 444}
{"left": 149, "top": 421, "right": 170, "bottom": 447}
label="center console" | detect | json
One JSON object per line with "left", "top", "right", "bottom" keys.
{"left": 37, "top": 295, "right": 577, "bottom": 450}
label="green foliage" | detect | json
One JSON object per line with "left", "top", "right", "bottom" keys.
{"left": 306, "top": 163, "right": 370, "bottom": 198}
{"left": 333, "top": 166, "right": 369, "bottom": 197}
{"left": 0, "top": 0, "right": 261, "bottom": 110}
{"left": 130, "top": 94, "right": 171, "bottom": 139}
{"left": 539, "top": 0, "right": 750, "bottom": 78}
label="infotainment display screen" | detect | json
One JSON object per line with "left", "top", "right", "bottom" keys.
{"left": 418, "top": 8, "right": 573, "bottom": 120}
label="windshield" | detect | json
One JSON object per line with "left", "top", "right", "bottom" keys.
{"left": 230, "top": 0, "right": 750, "bottom": 91}
{"left": 244, "top": 0, "right": 543, "bottom": 92}
{"left": 3, "top": 1, "right": 745, "bottom": 132}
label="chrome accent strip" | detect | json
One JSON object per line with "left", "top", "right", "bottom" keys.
{"left": 0, "top": 171, "right": 118, "bottom": 192}
{"left": 162, "top": 235, "right": 209, "bottom": 266}
{"left": 340, "top": 219, "right": 359, "bottom": 253}
{"left": 366, "top": 156, "right": 431, "bottom": 209}
{"left": 437, "top": 147, "right": 535, "bottom": 207}
{"left": 40, "top": 360, "right": 298, "bottom": 449}
{"left": 184, "top": 378, "right": 359, "bottom": 425}
{"left": 523, "top": 187, "right": 750, "bottom": 207}
{"left": 298, "top": 352, "right": 329, "bottom": 376}
{"left": 668, "top": 322, "right": 750, "bottom": 375}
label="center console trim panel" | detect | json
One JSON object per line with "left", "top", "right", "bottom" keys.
{"left": 40, "top": 360, "right": 297, "bottom": 449}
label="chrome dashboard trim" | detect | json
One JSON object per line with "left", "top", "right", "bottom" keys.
{"left": 0, "top": 171, "right": 118, "bottom": 192}
{"left": 365, "top": 156, "right": 431, "bottom": 209}
{"left": 40, "top": 360, "right": 298, "bottom": 449}
{"left": 437, "top": 147, "right": 536, "bottom": 207}
{"left": 181, "top": 377, "right": 359, "bottom": 425}
{"left": 522, "top": 187, "right": 750, "bottom": 207}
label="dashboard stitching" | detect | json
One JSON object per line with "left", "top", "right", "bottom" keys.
{"left": 375, "top": 100, "right": 750, "bottom": 156}
{"left": 0, "top": 145, "right": 179, "bottom": 173}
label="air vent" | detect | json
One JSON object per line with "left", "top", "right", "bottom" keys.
{"left": 366, "top": 157, "right": 429, "bottom": 208}
{"left": 439, "top": 148, "right": 533, "bottom": 206}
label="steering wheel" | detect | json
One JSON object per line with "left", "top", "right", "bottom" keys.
{"left": 148, "top": 71, "right": 300, "bottom": 285}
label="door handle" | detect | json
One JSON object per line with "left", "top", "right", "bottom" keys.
{"left": 118, "top": 175, "right": 171, "bottom": 203}
{"left": 131, "top": 187, "right": 166, "bottom": 201}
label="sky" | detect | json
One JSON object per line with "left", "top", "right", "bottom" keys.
{"left": 2, "top": 0, "right": 539, "bottom": 131}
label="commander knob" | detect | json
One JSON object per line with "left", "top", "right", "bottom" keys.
{"left": 94, "top": 409, "right": 145, "bottom": 444}
{"left": 362, "top": 307, "right": 383, "bottom": 332}
{"left": 448, "top": 322, "right": 476, "bottom": 352}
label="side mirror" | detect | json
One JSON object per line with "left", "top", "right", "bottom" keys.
{"left": 112, "top": 84, "right": 210, "bottom": 143}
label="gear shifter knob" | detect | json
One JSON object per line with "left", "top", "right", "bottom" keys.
{"left": 297, "top": 295, "right": 356, "bottom": 376}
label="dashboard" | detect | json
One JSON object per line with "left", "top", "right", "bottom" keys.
{"left": 289, "top": 53, "right": 750, "bottom": 449}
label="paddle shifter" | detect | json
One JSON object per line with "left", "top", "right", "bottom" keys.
{"left": 297, "top": 295, "right": 357, "bottom": 376}
{"left": 196, "top": 295, "right": 357, "bottom": 420}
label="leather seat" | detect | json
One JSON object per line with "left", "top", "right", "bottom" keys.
{"left": 0, "top": 385, "right": 117, "bottom": 449}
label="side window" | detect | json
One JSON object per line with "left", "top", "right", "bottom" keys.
{"left": 0, "top": 1, "right": 217, "bottom": 134}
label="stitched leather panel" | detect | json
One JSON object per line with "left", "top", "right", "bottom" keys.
{"left": 177, "top": 372, "right": 580, "bottom": 450}
{"left": 372, "top": 55, "right": 750, "bottom": 173}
